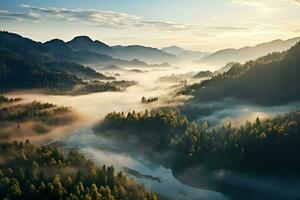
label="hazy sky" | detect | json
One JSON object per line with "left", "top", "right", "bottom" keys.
{"left": 1, "top": 0, "right": 300, "bottom": 51}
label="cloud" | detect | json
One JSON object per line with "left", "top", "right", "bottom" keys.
{"left": 231, "top": 0, "right": 300, "bottom": 10}
{"left": 136, "top": 21, "right": 197, "bottom": 31}
{"left": 1, "top": 4, "right": 250, "bottom": 33}
{"left": 0, "top": 9, "right": 40, "bottom": 21}
{"left": 231, "top": 0, "right": 280, "bottom": 11}
{"left": 205, "top": 26, "right": 248, "bottom": 31}
{"left": 0, "top": 4, "right": 196, "bottom": 31}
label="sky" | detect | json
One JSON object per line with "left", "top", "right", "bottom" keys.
{"left": 0, "top": 0, "right": 300, "bottom": 51}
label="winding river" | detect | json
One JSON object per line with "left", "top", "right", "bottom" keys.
{"left": 53, "top": 127, "right": 228, "bottom": 200}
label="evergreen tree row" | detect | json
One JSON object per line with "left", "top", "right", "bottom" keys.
{"left": 0, "top": 140, "right": 158, "bottom": 200}
{"left": 96, "top": 110, "right": 300, "bottom": 175}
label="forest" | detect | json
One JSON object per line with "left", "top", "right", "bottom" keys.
{"left": 141, "top": 97, "right": 159, "bottom": 104}
{"left": 0, "top": 140, "right": 158, "bottom": 200}
{"left": 0, "top": 53, "right": 82, "bottom": 90}
{"left": 180, "top": 42, "right": 300, "bottom": 105}
{"left": 95, "top": 109, "right": 300, "bottom": 175}
{"left": 0, "top": 52, "right": 136, "bottom": 95}
{"left": 0, "top": 95, "right": 76, "bottom": 138}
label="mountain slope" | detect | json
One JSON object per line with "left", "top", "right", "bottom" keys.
{"left": 0, "top": 52, "right": 82, "bottom": 90}
{"left": 182, "top": 42, "right": 300, "bottom": 105}
{"left": 67, "top": 35, "right": 114, "bottom": 55}
{"left": 199, "top": 37, "right": 300, "bottom": 67}
{"left": 44, "top": 61, "right": 113, "bottom": 80}
{"left": 112, "top": 45, "right": 178, "bottom": 64}
{"left": 161, "top": 46, "right": 210, "bottom": 62}
{"left": 1, "top": 32, "right": 159, "bottom": 80}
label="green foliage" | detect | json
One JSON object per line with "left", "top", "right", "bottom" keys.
{"left": 0, "top": 53, "right": 82, "bottom": 90}
{"left": 97, "top": 110, "right": 300, "bottom": 174}
{"left": 0, "top": 32, "right": 115, "bottom": 91}
{"left": 95, "top": 109, "right": 188, "bottom": 151}
{"left": 0, "top": 141, "right": 158, "bottom": 200}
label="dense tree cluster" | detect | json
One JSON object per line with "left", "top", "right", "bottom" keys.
{"left": 96, "top": 109, "right": 188, "bottom": 151}
{"left": 0, "top": 32, "right": 116, "bottom": 92}
{"left": 0, "top": 53, "right": 82, "bottom": 90}
{"left": 193, "top": 71, "right": 213, "bottom": 79}
{"left": 0, "top": 140, "right": 158, "bottom": 200}
{"left": 141, "top": 97, "right": 158, "bottom": 104}
{"left": 43, "top": 61, "right": 114, "bottom": 80}
{"left": 0, "top": 101, "right": 70, "bottom": 121}
{"left": 0, "top": 52, "right": 135, "bottom": 95}
{"left": 0, "top": 96, "right": 76, "bottom": 137}
{"left": 0, "top": 95, "right": 22, "bottom": 103}
{"left": 96, "top": 110, "right": 300, "bottom": 175}
{"left": 180, "top": 42, "right": 300, "bottom": 105}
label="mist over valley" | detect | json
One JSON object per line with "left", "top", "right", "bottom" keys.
{"left": 1, "top": 2, "right": 300, "bottom": 199}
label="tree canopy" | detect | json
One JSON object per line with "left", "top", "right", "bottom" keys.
{"left": 0, "top": 140, "right": 158, "bottom": 200}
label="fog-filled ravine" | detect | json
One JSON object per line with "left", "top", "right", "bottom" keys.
{"left": 51, "top": 128, "right": 227, "bottom": 200}
{"left": 4, "top": 64, "right": 300, "bottom": 200}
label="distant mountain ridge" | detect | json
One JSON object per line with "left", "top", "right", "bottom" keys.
{"left": 112, "top": 45, "right": 178, "bottom": 64}
{"left": 0, "top": 31, "right": 175, "bottom": 68}
{"left": 66, "top": 35, "right": 178, "bottom": 64}
{"left": 161, "top": 46, "right": 210, "bottom": 62}
{"left": 182, "top": 41, "right": 300, "bottom": 105}
{"left": 0, "top": 32, "right": 113, "bottom": 80}
{"left": 67, "top": 36, "right": 114, "bottom": 56}
{"left": 199, "top": 37, "right": 300, "bottom": 67}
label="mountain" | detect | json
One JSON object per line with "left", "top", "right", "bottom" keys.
{"left": 213, "top": 62, "right": 240, "bottom": 75}
{"left": 67, "top": 36, "right": 178, "bottom": 64}
{"left": 112, "top": 45, "right": 178, "bottom": 64}
{"left": 0, "top": 31, "right": 164, "bottom": 69}
{"left": 0, "top": 31, "right": 52, "bottom": 61}
{"left": 161, "top": 46, "right": 210, "bottom": 62}
{"left": 44, "top": 61, "right": 114, "bottom": 80}
{"left": 199, "top": 37, "right": 300, "bottom": 67}
{"left": 193, "top": 70, "right": 213, "bottom": 78}
{"left": 0, "top": 52, "right": 82, "bottom": 90}
{"left": 67, "top": 35, "right": 114, "bottom": 55}
{"left": 44, "top": 36, "right": 140, "bottom": 66}
{"left": 100, "top": 64, "right": 124, "bottom": 71}
{"left": 182, "top": 41, "right": 300, "bottom": 105}
{"left": 45, "top": 35, "right": 177, "bottom": 65}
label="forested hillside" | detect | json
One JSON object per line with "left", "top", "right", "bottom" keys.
{"left": 0, "top": 141, "right": 158, "bottom": 200}
{"left": 181, "top": 42, "right": 300, "bottom": 105}
{"left": 0, "top": 31, "right": 174, "bottom": 67}
{"left": 0, "top": 53, "right": 82, "bottom": 90}
{"left": 0, "top": 95, "right": 76, "bottom": 138}
{"left": 95, "top": 110, "right": 300, "bottom": 175}
{"left": 44, "top": 61, "right": 113, "bottom": 80}
{"left": 0, "top": 32, "right": 113, "bottom": 80}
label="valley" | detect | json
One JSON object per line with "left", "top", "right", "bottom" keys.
{"left": 0, "top": 16, "right": 300, "bottom": 199}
